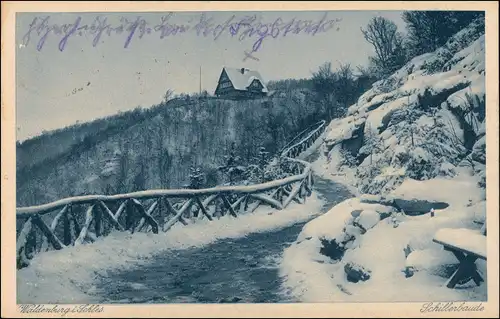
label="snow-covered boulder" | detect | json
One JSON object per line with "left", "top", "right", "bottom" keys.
{"left": 299, "top": 198, "right": 397, "bottom": 262}
{"left": 324, "top": 116, "right": 366, "bottom": 151}
{"left": 405, "top": 249, "right": 458, "bottom": 278}
{"left": 471, "top": 135, "right": 486, "bottom": 164}
{"left": 354, "top": 210, "right": 381, "bottom": 231}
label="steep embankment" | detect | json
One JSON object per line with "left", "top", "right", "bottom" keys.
{"left": 320, "top": 18, "right": 485, "bottom": 194}
{"left": 318, "top": 21, "right": 486, "bottom": 194}
{"left": 281, "top": 19, "right": 488, "bottom": 302}
{"left": 17, "top": 93, "right": 321, "bottom": 207}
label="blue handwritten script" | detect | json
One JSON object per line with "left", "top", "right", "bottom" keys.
{"left": 21, "top": 12, "right": 341, "bottom": 60}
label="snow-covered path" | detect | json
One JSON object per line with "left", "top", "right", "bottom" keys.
{"left": 92, "top": 173, "right": 353, "bottom": 303}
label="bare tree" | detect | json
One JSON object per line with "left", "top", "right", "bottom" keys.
{"left": 361, "top": 17, "right": 406, "bottom": 76}
{"left": 312, "top": 62, "right": 337, "bottom": 120}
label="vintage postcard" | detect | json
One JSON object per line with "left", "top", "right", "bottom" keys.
{"left": 2, "top": 1, "right": 499, "bottom": 318}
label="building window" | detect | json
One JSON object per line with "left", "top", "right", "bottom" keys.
{"left": 220, "top": 81, "right": 232, "bottom": 89}
{"left": 250, "top": 80, "right": 261, "bottom": 89}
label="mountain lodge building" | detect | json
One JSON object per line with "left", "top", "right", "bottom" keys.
{"left": 214, "top": 67, "right": 268, "bottom": 100}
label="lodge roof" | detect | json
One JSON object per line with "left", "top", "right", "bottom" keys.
{"left": 222, "top": 67, "right": 269, "bottom": 93}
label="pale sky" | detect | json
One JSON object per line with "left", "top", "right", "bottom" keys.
{"left": 16, "top": 11, "right": 406, "bottom": 141}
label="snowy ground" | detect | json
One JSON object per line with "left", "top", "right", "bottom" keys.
{"left": 309, "top": 146, "right": 360, "bottom": 197}
{"left": 279, "top": 159, "right": 487, "bottom": 302}
{"left": 17, "top": 193, "right": 324, "bottom": 304}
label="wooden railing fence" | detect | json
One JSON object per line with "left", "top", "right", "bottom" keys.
{"left": 16, "top": 120, "right": 326, "bottom": 268}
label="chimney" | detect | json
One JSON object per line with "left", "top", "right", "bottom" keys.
{"left": 240, "top": 68, "right": 245, "bottom": 74}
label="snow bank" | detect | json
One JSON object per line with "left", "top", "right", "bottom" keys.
{"left": 389, "top": 176, "right": 484, "bottom": 209}
{"left": 280, "top": 174, "right": 487, "bottom": 302}
{"left": 18, "top": 193, "right": 324, "bottom": 304}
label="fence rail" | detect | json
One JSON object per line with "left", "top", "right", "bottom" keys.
{"left": 16, "top": 120, "right": 326, "bottom": 269}
{"left": 280, "top": 120, "right": 326, "bottom": 158}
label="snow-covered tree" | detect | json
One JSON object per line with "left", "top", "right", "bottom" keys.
{"left": 359, "top": 122, "right": 385, "bottom": 165}
{"left": 339, "top": 148, "right": 359, "bottom": 168}
{"left": 188, "top": 166, "right": 205, "bottom": 189}
{"left": 243, "top": 146, "right": 272, "bottom": 184}
{"left": 217, "top": 144, "right": 246, "bottom": 185}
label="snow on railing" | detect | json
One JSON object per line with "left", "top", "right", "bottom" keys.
{"left": 15, "top": 121, "right": 325, "bottom": 269}
{"left": 280, "top": 120, "right": 326, "bottom": 158}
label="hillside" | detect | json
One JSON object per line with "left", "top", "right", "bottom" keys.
{"left": 281, "top": 18, "right": 489, "bottom": 302}
{"left": 16, "top": 93, "right": 323, "bottom": 207}
{"left": 321, "top": 17, "right": 486, "bottom": 194}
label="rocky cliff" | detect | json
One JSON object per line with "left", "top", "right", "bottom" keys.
{"left": 321, "top": 18, "right": 486, "bottom": 195}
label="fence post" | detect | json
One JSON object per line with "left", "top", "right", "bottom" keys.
{"left": 63, "top": 207, "right": 71, "bottom": 245}
{"left": 94, "top": 202, "right": 102, "bottom": 237}
{"left": 125, "top": 200, "right": 135, "bottom": 232}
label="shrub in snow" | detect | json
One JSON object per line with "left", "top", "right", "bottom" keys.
{"left": 435, "top": 160, "right": 457, "bottom": 177}
{"left": 420, "top": 113, "right": 467, "bottom": 166}
{"left": 357, "top": 170, "right": 405, "bottom": 196}
{"left": 188, "top": 166, "right": 206, "bottom": 189}
{"left": 344, "top": 262, "right": 371, "bottom": 283}
{"left": 217, "top": 146, "right": 246, "bottom": 185}
{"left": 358, "top": 123, "right": 384, "bottom": 165}
{"left": 405, "top": 147, "right": 435, "bottom": 181}
{"left": 263, "top": 157, "right": 297, "bottom": 182}
{"left": 338, "top": 148, "right": 358, "bottom": 168}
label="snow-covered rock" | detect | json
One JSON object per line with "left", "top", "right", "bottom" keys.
{"left": 355, "top": 210, "right": 381, "bottom": 230}
{"left": 321, "top": 19, "right": 485, "bottom": 195}
{"left": 471, "top": 135, "right": 486, "bottom": 164}
{"left": 324, "top": 116, "right": 366, "bottom": 150}
{"left": 405, "top": 249, "right": 458, "bottom": 278}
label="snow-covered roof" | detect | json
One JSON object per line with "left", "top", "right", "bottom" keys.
{"left": 222, "top": 67, "right": 269, "bottom": 93}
